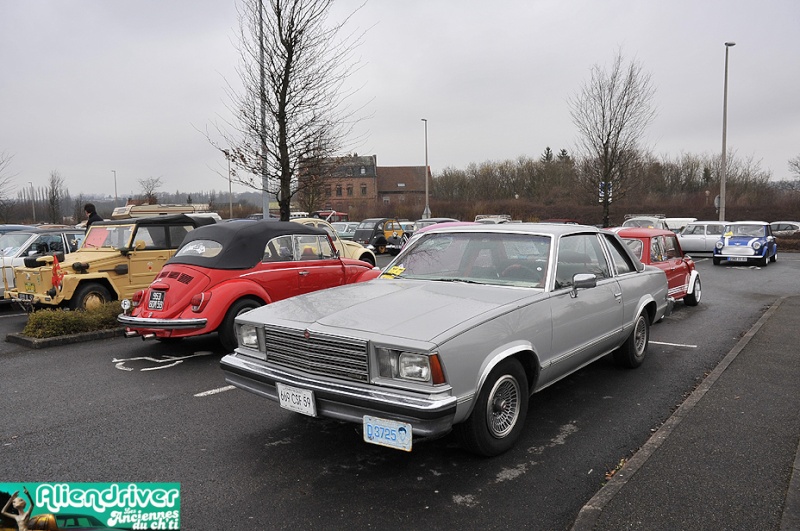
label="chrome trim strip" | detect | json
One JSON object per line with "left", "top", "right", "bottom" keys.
{"left": 117, "top": 314, "right": 207, "bottom": 330}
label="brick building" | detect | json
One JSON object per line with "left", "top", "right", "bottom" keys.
{"left": 299, "top": 154, "right": 429, "bottom": 218}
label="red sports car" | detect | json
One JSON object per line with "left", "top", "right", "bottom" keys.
{"left": 617, "top": 227, "right": 701, "bottom": 306}
{"left": 118, "top": 221, "right": 380, "bottom": 350}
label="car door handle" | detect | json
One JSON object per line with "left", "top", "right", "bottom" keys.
{"left": 298, "top": 271, "right": 309, "bottom": 276}
{"left": 614, "top": 292, "right": 622, "bottom": 301}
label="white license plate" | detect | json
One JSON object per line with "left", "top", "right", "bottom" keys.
{"left": 363, "top": 415, "right": 413, "bottom": 452}
{"left": 728, "top": 256, "right": 747, "bottom": 262}
{"left": 277, "top": 382, "right": 316, "bottom": 416}
{"left": 148, "top": 291, "right": 165, "bottom": 310}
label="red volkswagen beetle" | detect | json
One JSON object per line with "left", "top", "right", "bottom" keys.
{"left": 617, "top": 227, "right": 701, "bottom": 306}
{"left": 118, "top": 221, "right": 380, "bottom": 350}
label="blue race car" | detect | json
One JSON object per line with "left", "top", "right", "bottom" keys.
{"left": 713, "top": 221, "right": 777, "bottom": 266}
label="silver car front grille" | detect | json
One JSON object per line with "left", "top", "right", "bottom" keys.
{"left": 263, "top": 326, "right": 369, "bottom": 382}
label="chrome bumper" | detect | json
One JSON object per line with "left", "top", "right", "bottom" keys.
{"left": 117, "top": 313, "right": 208, "bottom": 330}
{"left": 220, "top": 352, "right": 458, "bottom": 437}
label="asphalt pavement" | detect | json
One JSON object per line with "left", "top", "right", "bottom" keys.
{"left": 571, "top": 295, "right": 800, "bottom": 531}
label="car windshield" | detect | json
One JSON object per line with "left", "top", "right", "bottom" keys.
{"left": 357, "top": 220, "right": 380, "bottom": 230}
{"left": 82, "top": 224, "right": 135, "bottom": 249}
{"left": 726, "top": 224, "right": 766, "bottom": 237}
{"left": 0, "top": 232, "right": 34, "bottom": 257}
{"left": 384, "top": 232, "right": 551, "bottom": 288}
{"left": 623, "top": 218, "right": 658, "bottom": 228}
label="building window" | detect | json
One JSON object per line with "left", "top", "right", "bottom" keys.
{"left": 382, "top": 196, "right": 390, "bottom": 204}
{"left": 325, "top": 186, "right": 332, "bottom": 197}
{"left": 346, "top": 185, "right": 353, "bottom": 196}
{"left": 360, "top": 166, "right": 366, "bottom": 175}
{"left": 336, "top": 185, "right": 342, "bottom": 197}
{"left": 397, "top": 182, "right": 405, "bottom": 188}
{"left": 360, "top": 184, "right": 367, "bottom": 196}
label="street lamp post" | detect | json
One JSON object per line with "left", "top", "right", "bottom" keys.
{"left": 719, "top": 41, "right": 735, "bottom": 222}
{"left": 421, "top": 118, "right": 431, "bottom": 219}
{"left": 28, "top": 181, "right": 35, "bottom": 222}
{"left": 222, "top": 149, "right": 233, "bottom": 219}
{"left": 112, "top": 170, "right": 118, "bottom": 207}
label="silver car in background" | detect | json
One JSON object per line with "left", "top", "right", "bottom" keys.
{"left": 221, "top": 224, "right": 670, "bottom": 456}
{"left": 678, "top": 221, "right": 726, "bottom": 253}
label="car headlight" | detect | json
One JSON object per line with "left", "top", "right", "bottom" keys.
{"left": 238, "top": 324, "right": 260, "bottom": 350}
{"left": 752, "top": 241, "right": 762, "bottom": 250}
{"left": 376, "top": 348, "right": 445, "bottom": 384}
{"left": 715, "top": 241, "right": 724, "bottom": 250}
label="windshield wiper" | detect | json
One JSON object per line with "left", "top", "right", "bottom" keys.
{"left": 427, "top": 277, "right": 483, "bottom": 284}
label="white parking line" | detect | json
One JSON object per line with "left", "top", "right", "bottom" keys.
{"left": 651, "top": 340, "right": 697, "bottom": 348}
{"left": 194, "top": 385, "right": 236, "bottom": 397}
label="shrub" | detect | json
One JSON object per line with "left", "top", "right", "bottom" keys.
{"left": 22, "top": 301, "right": 122, "bottom": 338}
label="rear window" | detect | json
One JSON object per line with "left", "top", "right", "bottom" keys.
{"left": 176, "top": 240, "right": 223, "bottom": 258}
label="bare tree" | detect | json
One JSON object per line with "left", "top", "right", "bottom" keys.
{"left": 211, "top": 0, "right": 365, "bottom": 220}
{"left": 0, "top": 152, "right": 18, "bottom": 222}
{"left": 138, "top": 177, "right": 163, "bottom": 204}
{"left": 789, "top": 155, "right": 800, "bottom": 178}
{"left": 46, "top": 170, "right": 67, "bottom": 223}
{"left": 569, "top": 51, "right": 657, "bottom": 226}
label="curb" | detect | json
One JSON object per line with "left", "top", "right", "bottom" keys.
{"left": 570, "top": 296, "right": 789, "bottom": 531}
{"left": 5, "top": 327, "right": 125, "bottom": 349}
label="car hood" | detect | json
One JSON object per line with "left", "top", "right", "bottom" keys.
{"left": 722, "top": 235, "right": 765, "bottom": 245}
{"left": 239, "top": 279, "right": 539, "bottom": 344}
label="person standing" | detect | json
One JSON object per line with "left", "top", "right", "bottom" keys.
{"left": 84, "top": 203, "right": 103, "bottom": 230}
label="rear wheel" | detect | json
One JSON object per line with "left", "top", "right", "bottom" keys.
{"left": 455, "top": 358, "right": 528, "bottom": 457}
{"left": 69, "top": 282, "right": 112, "bottom": 311}
{"left": 613, "top": 313, "right": 649, "bottom": 368}
{"left": 219, "top": 298, "right": 262, "bottom": 352}
{"left": 684, "top": 278, "right": 701, "bottom": 306}
{"left": 359, "top": 253, "right": 375, "bottom": 266}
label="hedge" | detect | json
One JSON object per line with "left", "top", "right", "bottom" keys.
{"left": 22, "top": 301, "right": 123, "bottom": 339}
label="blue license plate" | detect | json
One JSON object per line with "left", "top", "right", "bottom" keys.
{"left": 363, "top": 416, "right": 412, "bottom": 451}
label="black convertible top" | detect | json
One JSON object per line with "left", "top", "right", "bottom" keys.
{"left": 167, "top": 220, "right": 327, "bottom": 269}
{"left": 92, "top": 213, "right": 216, "bottom": 228}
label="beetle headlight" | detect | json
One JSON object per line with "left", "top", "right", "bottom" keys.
{"left": 752, "top": 241, "right": 762, "bottom": 250}
{"left": 715, "top": 241, "right": 724, "bottom": 250}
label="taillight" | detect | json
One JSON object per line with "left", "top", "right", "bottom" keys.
{"left": 131, "top": 290, "right": 145, "bottom": 308}
{"left": 191, "top": 292, "right": 211, "bottom": 312}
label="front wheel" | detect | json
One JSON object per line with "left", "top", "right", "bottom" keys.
{"left": 358, "top": 253, "right": 375, "bottom": 267}
{"left": 613, "top": 313, "right": 649, "bottom": 368}
{"left": 712, "top": 257, "right": 721, "bottom": 266}
{"left": 759, "top": 253, "right": 769, "bottom": 267}
{"left": 69, "top": 282, "right": 112, "bottom": 311}
{"left": 770, "top": 251, "right": 777, "bottom": 263}
{"left": 218, "top": 298, "right": 262, "bottom": 352}
{"left": 684, "top": 277, "right": 701, "bottom": 306}
{"left": 455, "top": 358, "right": 528, "bottom": 457}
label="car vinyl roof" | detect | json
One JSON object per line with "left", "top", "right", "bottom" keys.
{"left": 168, "top": 220, "right": 327, "bottom": 269}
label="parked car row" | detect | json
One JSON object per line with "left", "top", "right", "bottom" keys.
{"left": 674, "top": 220, "right": 780, "bottom": 266}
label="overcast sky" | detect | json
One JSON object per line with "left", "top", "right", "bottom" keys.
{"left": 2, "top": 0, "right": 799, "bottom": 202}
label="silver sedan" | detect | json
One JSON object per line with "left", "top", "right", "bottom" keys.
{"left": 221, "top": 224, "right": 671, "bottom": 456}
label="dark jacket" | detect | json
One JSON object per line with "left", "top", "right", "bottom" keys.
{"left": 86, "top": 212, "right": 103, "bottom": 230}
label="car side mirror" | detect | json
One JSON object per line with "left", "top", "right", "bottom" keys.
{"left": 570, "top": 273, "right": 597, "bottom": 298}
